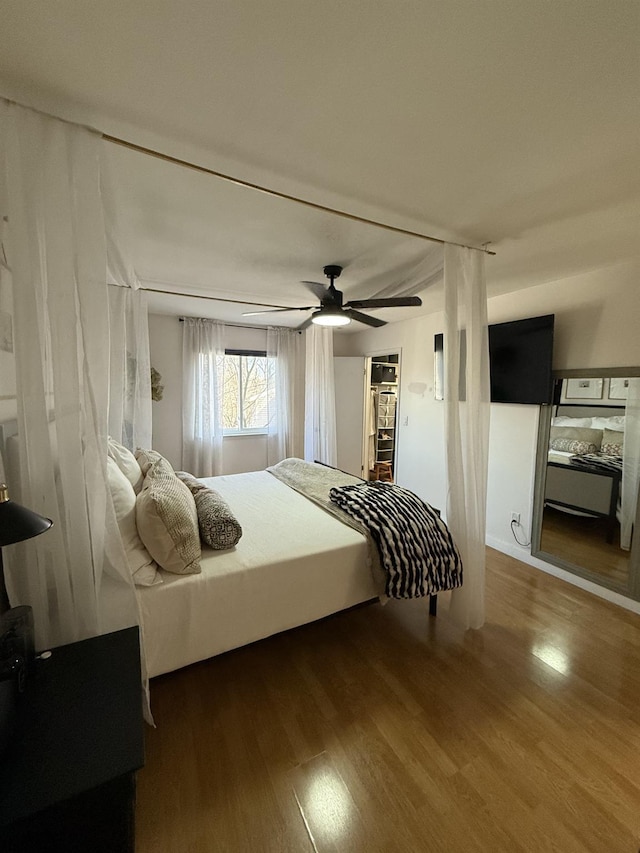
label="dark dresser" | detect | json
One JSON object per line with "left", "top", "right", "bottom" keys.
{"left": 0, "top": 626, "right": 144, "bottom": 852}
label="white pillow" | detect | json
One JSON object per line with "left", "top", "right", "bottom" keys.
{"left": 108, "top": 437, "right": 144, "bottom": 494}
{"left": 591, "top": 416, "right": 625, "bottom": 432}
{"left": 107, "top": 457, "right": 162, "bottom": 587}
{"left": 551, "top": 416, "right": 593, "bottom": 428}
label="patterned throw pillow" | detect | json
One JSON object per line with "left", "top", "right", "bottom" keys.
{"left": 550, "top": 438, "right": 600, "bottom": 454}
{"left": 136, "top": 459, "right": 201, "bottom": 574}
{"left": 176, "top": 472, "right": 243, "bottom": 550}
{"left": 549, "top": 426, "right": 602, "bottom": 455}
{"left": 601, "top": 428, "right": 624, "bottom": 456}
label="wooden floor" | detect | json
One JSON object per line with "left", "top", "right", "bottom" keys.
{"left": 136, "top": 549, "right": 640, "bottom": 852}
{"left": 540, "top": 506, "right": 629, "bottom": 587}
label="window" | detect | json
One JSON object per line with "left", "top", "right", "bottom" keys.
{"left": 220, "top": 350, "right": 275, "bottom": 435}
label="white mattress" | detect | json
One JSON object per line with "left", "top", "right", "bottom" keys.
{"left": 137, "top": 470, "right": 378, "bottom": 678}
{"left": 548, "top": 449, "right": 575, "bottom": 465}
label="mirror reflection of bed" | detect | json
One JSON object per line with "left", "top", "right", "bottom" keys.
{"left": 535, "top": 374, "right": 639, "bottom": 592}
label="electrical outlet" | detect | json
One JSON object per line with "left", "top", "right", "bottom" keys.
{"left": 511, "top": 512, "right": 520, "bottom": 524}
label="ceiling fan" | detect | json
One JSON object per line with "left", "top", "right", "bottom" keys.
{"left": 242, "top": 265, "right": 422, "bottom": 329}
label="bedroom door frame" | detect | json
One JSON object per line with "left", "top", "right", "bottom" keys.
{"left": 363, "top": 349, "right": 402, "bottom": 481}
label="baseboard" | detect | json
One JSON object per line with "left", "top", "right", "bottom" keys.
{"left": 485, "top": 534, "right": 640, "bottom": 616}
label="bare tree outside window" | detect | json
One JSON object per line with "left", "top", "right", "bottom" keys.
{"left": 220, "top": 353, "right": 275, "bottom": 433}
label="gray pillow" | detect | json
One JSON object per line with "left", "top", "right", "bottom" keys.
{"left": 176, "top": 472, "right": 243, "bottom": 550}
{"left": 136, "top": 459, "right": 201, "bottom": 574}
{"left": 135, "top": 447, "right": 173, "bottom": 476}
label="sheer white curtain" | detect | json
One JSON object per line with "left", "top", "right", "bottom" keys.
{"left": 266, "top": 327, "right": 304, "bottom": 465}
{"left": 304, "top": 325, "right": 337, "bottom": 466}
{"left": 102, "top": 149, "right": 152, "bottom": 451}
{"left": 107, "top": 286, "right": 152, "bottom": 451}
{"left": 443, "top": 244, "right": 490, "bottom": 630}
{"left": 365, "top": 243, "right": 444, "bottom": 299}
{"left": 182, "top": 318, "right": 225, "bottom": 476}
{"left": 0, "top": 101, "right": 139, "bottom": 650}
{"left": 621, "top": 378, "right": 640, "bottom": 550}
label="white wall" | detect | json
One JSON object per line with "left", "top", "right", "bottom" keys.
{"left": 338, "top": 313, "right": 449, "bottom": 512}
{"left": 148, "top": 314, "right": 270, "bottom": 474}
{"left": 150, "top": 257, "right": 640, "bottom": 522}
{"left": 344, "top": 259, "right": 640, "bottom": 558}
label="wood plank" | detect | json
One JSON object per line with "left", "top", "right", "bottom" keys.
{"left": 136, "top": 548, "right": 640, "bottom": 852}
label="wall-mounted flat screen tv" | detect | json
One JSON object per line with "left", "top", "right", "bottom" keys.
{"left": 434, "top": 314, "right": 555, "bottom": 405}
{"left": 488, "top": 314, "right": 555, "bottom": 405}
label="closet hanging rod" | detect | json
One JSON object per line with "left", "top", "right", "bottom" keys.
{"left": 102, "top": 134, "right": 496, "bottom": 256}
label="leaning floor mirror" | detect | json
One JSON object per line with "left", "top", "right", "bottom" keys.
{"left": 531, "top": 369, "right": 640, "bottom": 600}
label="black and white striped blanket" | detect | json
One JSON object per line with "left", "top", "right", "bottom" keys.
{"left": 570, "top": 452, "right": 623, "bottom": 473}
{"left": 329, "top": 481, "right": 463, "bottom": 599}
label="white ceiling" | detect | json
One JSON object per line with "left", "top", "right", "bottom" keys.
{"left": 1, "top": 0, "right": 639, "bottom": 329}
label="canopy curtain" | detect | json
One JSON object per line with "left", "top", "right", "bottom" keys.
{"left": 266, "top": 327, "right": 304, "bottom": 465}
{"left": 304, "top": 325, "right": 337, "bottom": 466}
{"left": 107, "top": 286, "right": 152, "bottom": 451}
{"left": 182, "top": 318, "right": 225, "bottom": 476}
{"left": 101, "top": 148, "right": 152, "bottom": 451}
{"left": 443, "top": 244, "right": 490, "bottom": 630}
{"left": 0, "top": 101, "right": 139, "bottom": 650}
{"left": 365, "top": 243, "right": 444, "bottom": 299}
{"left": 621, "top": 378, "right": 640, "bottom": 550}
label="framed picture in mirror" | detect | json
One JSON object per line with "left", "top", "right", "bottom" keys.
{"left": 609, "top": 378, "right": 629, "bottom": 400}
{"left": 564, "top": 377, "right": 603, "bottom": 400}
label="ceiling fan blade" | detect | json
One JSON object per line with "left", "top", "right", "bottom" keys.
{"left": 345, "top": 296, "right": 423, "bottom": 309}
{"left": 297, "top": 315, "right": 315, "bottom": 331}
{"left": 345, "top": 309, "right": 387, "bottom": 328}
{"left": 242, "top": 306, "right": 313, "bottom": 316}
{"left": 301, "top": 280, "right": 329, "bottom": 301}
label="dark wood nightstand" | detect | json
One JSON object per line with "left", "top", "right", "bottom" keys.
{"left": 0, "top": 626, "right": 144, "bottom": 853}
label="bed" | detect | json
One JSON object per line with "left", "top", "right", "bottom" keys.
{"left": 545, "top": 407, "right": 625, "bottom": 542}
{"left": 0, "top": 422, "right": 462, "bottom": 680}
{"left": 138, "top": 468, "right": 381, "bottom": 678}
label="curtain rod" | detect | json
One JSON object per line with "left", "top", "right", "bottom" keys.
{"left": 108, "top": 282, "right": 296, "bottom": 330}
{"left": 102, "top": 133, "right": 496, "bottom": 256}
{"left": 139, "top": 285, "right": 292, "bottom": 311}
{"left": 178, "top": 317, "right": 301, "bottom": 333}
{"left": 2, "top": 97, "right": 496, "bottom": 255}
{"left": 0, "top": 96, "right": 496, "bottom": 255}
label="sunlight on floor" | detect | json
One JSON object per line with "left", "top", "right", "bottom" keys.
{"left": 532, "top": 642, "right": 570, "bottom": 675}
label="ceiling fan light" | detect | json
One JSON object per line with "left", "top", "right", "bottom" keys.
{"left": 311, "top": 308, "right": 351, "bottom": 327}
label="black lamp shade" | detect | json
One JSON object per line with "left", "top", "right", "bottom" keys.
{"left": 0, "top": 485, "right": 53, "bottom": 547}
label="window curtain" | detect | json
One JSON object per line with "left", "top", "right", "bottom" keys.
{"left": 443, "top": 244, "right": 490, "bottom": 630}
{"left": 182, "top": 318, "right": 225, "bottom": 476}
{"left": 266, "top": 327, "right": 304, "bottom": 465}
{"left": 0, "top": 100, "right": 139, "bottom": 651}
{"left": 304, "top": 325, "right": 337, "bottom": 466}
{"left": 621, "top": 378, "right": 640, "bottom": 550}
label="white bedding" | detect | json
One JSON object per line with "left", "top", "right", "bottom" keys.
{"left": 137, "top": 470, "right": 378, "bottom": 678}
{"left": 548, "top": 449, "right": 575, "bottom": 465}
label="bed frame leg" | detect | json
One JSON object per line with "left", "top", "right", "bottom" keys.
{"left": 429, "top": 594, "right": 437, "bottom": 616}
